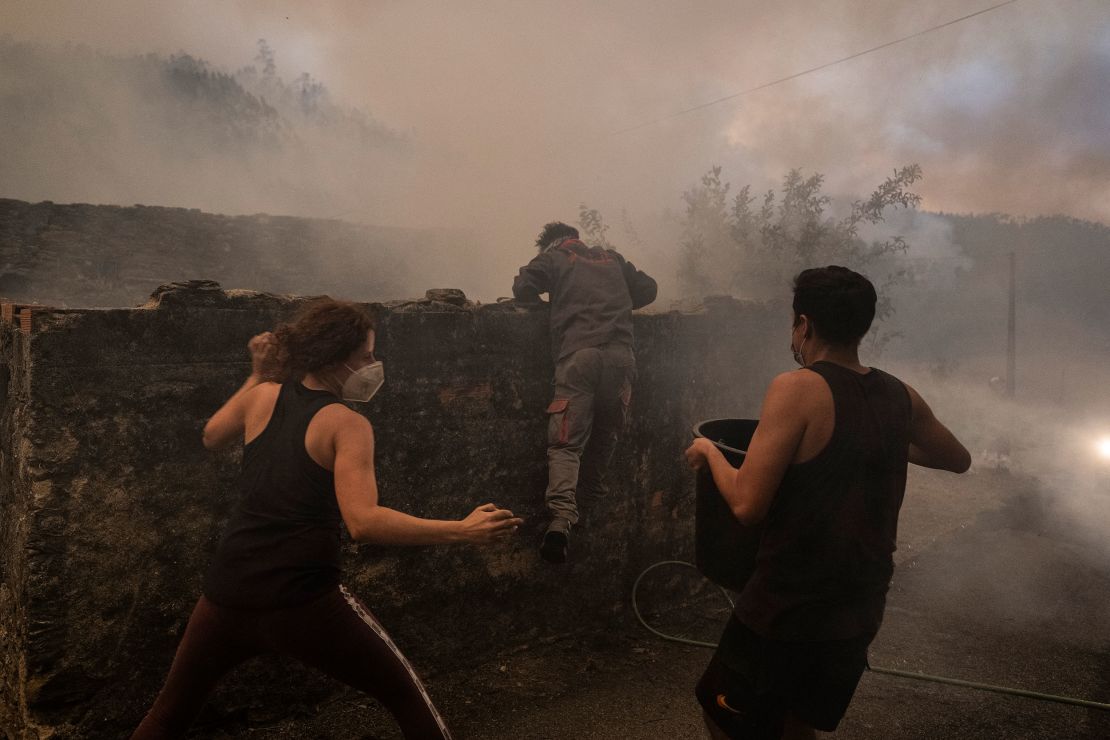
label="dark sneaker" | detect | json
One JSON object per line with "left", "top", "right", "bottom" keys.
{"left": 540, "top": 528, "right": 569, "bottom": 564}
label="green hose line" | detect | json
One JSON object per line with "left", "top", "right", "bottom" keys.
{"left": 631, "top": 560, "right": 1110, "bottom": 713}
{"left": 867, "top": 666, "right": 1110, "bottom": 712}
{"left": 631, "top": 560, "right": 734, "bottom": 649}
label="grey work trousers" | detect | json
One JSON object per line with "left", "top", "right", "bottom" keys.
{"left": 544, "top": 343, "right": 635, "bottom": 527}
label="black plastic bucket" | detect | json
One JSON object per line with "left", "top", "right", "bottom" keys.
{"left": 693, "top": 418, "right": 763, "bottom": 593}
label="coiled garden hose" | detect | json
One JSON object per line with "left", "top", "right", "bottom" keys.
{"left": 631, "top": 560, "right": 1110, "bottom": 712}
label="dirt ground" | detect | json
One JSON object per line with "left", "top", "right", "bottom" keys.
{"left": 202, "top": 465, "right": 1110, "bottom": 739}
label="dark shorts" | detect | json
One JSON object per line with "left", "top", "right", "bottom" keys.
{"left": 695, "top": 616, "right": 871, "bottom": 738}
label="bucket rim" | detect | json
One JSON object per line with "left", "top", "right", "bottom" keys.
{"left": 691, "top": 417, "right": 758, "bottom": 457}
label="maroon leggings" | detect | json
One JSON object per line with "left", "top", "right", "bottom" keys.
{"left": 131, "top": 585, "right": 452, "bottom": 739}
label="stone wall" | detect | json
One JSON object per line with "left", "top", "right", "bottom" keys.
{"left": 0, "top": 282, "right": 784, "bottom": 738}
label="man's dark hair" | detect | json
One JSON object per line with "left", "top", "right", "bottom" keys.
{"left": 535, "top": 221, "right": 579, "bottom": 250}
{"left": 792, "top": 266, "right": 877, "bottom": 346}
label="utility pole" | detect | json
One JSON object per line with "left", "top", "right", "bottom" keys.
{"left": 1006, "top": 251, "right": 1016, "bottom": 398}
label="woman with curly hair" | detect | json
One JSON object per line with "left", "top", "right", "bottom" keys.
{"left": 133, "top": 298, "right": 520, "bottom": 739}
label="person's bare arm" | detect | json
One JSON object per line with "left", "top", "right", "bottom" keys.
{"left": 686, "top": 372, "right": 809, "bottom": 526}
{"left": 332, "top": 411, "right": 523, "bottom": 545}
{"left": 202, "top": 332, "right": 279, "bottom": 451}
{"left": 905, "top": 383, "right": 971, "bottom": 473}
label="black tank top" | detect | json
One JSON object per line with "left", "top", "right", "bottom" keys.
{"left": 736, "top": 361, "right": 912, "bottom": 641}
{"left": 203, "top": 382, "right": 345, "bottom": 608}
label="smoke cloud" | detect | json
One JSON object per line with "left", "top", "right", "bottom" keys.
{"left": 2, "top": 0, "right": 1107, "bottom": 301}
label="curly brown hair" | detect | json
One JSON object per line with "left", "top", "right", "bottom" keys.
{"left": 272, "top": 298, "right": 376, "bottom": 381}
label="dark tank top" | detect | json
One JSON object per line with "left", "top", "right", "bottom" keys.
{"left": 204, "top": 381, "right": 344, "bottom": 608}
{"left": 736, "top": 361, "right": 912, "bottom": 641}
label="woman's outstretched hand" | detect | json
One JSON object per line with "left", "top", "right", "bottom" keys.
{"left": 459, "top": 503, "right": 523, "bottom": 544}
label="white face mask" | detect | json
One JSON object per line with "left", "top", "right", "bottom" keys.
{"left": 791, "top": 322, "right": 808, "bottom": 367}
{"left": 341, "top": 361, "right": 384, "bottom": 403}
{"left": 791, "top": 335, "right": 807, "bottom": 367}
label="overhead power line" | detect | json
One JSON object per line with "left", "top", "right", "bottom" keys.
{"left": 611, "top": 0, "right": 1023, "bottom": 136}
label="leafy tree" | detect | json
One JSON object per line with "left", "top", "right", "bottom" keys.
{"left": 577, "top": 203, "right": 613, "bottom": 248}
{"left": 577, "top": 165, "right": 922, "bottom": 353}
{"left": 678, "top": 165, "right": 733, "bottom": 298}
{"left": 678, "top": 165, "right": 923, "bottom": 354}
{"left": 161, "top": 52, "right": 283, "bottom": 149}
{"left": 255, "top": 38, "right": 277, "bottom": 78}
{"left": 235, "top": 40, "right": 400, "bottom": 143}
{"left": 680, "top": 164, "right": 921, "bottom": 298}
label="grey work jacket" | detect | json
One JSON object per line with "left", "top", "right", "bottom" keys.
{"left": 512, "top": 237, "right": 657, "bottom": 361}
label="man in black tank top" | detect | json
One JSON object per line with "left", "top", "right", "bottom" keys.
{"left": 686, "top": 267, "right": 971, "bottom": 740}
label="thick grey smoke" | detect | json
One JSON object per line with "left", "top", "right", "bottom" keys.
{"left": 0, "top": 39, "right": 409, "bottom": 223}
{"left": 3, "top": 0, "right": 1108, "bottom": 301}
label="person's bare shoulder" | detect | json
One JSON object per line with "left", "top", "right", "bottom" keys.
{"left": 899, "top": 380, "right": 929, "bottom": 417}
{"left": 763, "top": 368, "right": 831, "bottom": 414}
{"left": 316, "top": 402, "right": 373, "bottom": 438}
{"left": 306, "top": 403, "right": 373, "bottom": 469}
{"left": 316, "top": 400, "right": 364, "bottom": 420}
{"left": 767, "top": 368, "right": 827, "bottom": 395}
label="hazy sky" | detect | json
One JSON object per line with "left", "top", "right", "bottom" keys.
{"left": 3, "top": 0, "right": 1108, "bottom": 289}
